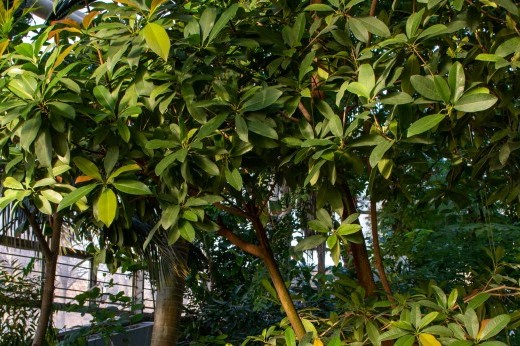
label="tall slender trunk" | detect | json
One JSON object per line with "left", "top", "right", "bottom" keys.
{"left": 341, "top": 184, "right": 376, "bottom": 296}
{"left": 151, "top": 271, "right": 186, "bottom": 346}
{"left": 31, "top": 214, "right": 62, "bottom": 346}
{"left": 252, "top": 214, "right": 307, "bottom": 339}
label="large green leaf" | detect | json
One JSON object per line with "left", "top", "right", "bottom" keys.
{"left": 477, "top": 314, "right": 511, "bottom": 341}
{"left": 155, "top": 148, "right": 189, "bottom": 176}
{"left": 57, "top": 183, "right": 99, "bottom": 211}
{"left": 34, "top": 128, "right": 52, "bottom": 168}
{"left": 206, "top": 4, "right": 239, "bottom": 44}
{"left": 20, "top": 115, "right": 42, "bottom": 150}
{"left": 142, "top": 22, "right": 170, "bottom": 61}
{"left": 241, "top": 87, "right": 282, "bottom": 112}
{"left": 93, "top": 85, "right": 116, "bottom": 113}
{"left": 355, "top": 16, "right": 391, "bottom": 37}
{"left": 200, "top": 7, "right": 217, "bottom": 43}
{"left": 407, "top": 114, "right": 446, "bottom": 137}
{"left": 295, "top": 235, "right": 326, "bottom": 251}
{"left": 247, "top": 119, "right": 278, "bottom": 139}
{"left": 94, "top": 188, "right": 117, "bottom": 227}
{"left": 179, "top": 220, "right": 195, "bottom": 242}
{"left": 369, "top": 139, "right": 394, "bottom": 167}
{"left": 73, "top": 157, "right": 103, "bottom": 181}
{"left": 225, "top": 167, "right": 243, "bottom": 191}
{"left": 448, "top": 62, "right": 465, "bottom": 102}
{"left": 453, "top": 93, "right": 497, "bottom": 112}
{"left": 112, "top": 179, "right": 152, "bottom": 195}
{"left": 410, "top": 75, "right": 442, "bottom": 101}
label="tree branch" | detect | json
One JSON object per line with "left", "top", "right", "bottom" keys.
{"left": 21, "top": 207, "right": 52, "bottom": 260}
{"left": 217, "top": 227, "right": 265, "bottom": 259}
{"left": 214, "top": 202, "right": 251, "bottom": 220}
{"left": 298, "top": 102, "right": 312, "bottom": 123}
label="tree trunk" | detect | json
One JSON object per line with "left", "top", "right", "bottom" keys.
{"left": 341, "top": 184, "right": 376, "bottom": 296}
{"left": 150, "top": 271, "right": 186, "bottom": 346}
{"left": 370, "top": 197, "right": 393, "bottom": 301}
{"left": 32, "top": 214, "right": 62, "bottom": 346}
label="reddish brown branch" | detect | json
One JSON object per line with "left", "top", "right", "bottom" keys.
{"left": 298, "top": 102, "right": 312, "bottom": 123}
{"left": 214, "top": 202, "right": 251, "bottom": 220}
{"left": 218, "top": 227, "right": 265, "bottom": 259}
{"left": 22, "top": 207, "right": 52, "bottom": 259}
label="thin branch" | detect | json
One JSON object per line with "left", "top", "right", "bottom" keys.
{"left": 217, "top": 227, "right": 265, "bottom": 259}
{"left": 214, "top": 202, "right": 251, "bottom": 220}
{"left": 298, "top": 102, "right": 312, "bottom": 123}
{"left": 21, "top": 207, "right": 52, "bottom": 260}
{"left": 370, "top": 0, "right": 377, "bottom": 16}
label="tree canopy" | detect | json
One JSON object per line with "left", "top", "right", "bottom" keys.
{"left": 1, "top": 0, "right": 519, "bottom": 344}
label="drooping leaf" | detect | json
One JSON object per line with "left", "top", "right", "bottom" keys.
{"left": 179, "top": 220, "right": 195, "bottom": 242}
{"left": 207, "top": 4, "right": 239, "bottom": 44}
{"left": 418, "top": 333, "right": 441, "bottom": 346}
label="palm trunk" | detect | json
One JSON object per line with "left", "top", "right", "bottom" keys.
{"left": 151, "top": 271, "right": 186, "bottom": 346}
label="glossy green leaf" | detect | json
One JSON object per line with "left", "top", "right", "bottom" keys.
{"left": 464, "top": 308, "right": 479, "bottom": 339}
{"left": 433, "top": 76, "right": 450, "bottom": 103}
{"left": 349, "top": 18, "right": 369, "bottom": 42}
{"left": 112, "top": 179, "right": 152, "bottom": 195}
{"left": 284, "top": 328, "right": 296, "bottom": 346}
{"left": 225, "top": 167, "right": 243, "bottom": 191}
{"left": 207, "top": 4, "right": 238, "bottom": 44}
{"left": 179, "top": 220, "right": 195, "bottom": 242}
{"left": 477, "top": 314, "right": 511, "bottom": 341}
{"left": 57, "top": 184, "right": 99, "bottom": 211}
{"left": 417, "top": 24, "right": 447, "bottom": 40}
{"left": 406, "top": 9, "right": 424, "bottom": 38}
{"left": 304, "top": 3, "right": 335, "bottom": 11}
{"left": 194, "top": 155, "right": 220, "bottom": 176}
{"left": 380, "top": 92, "right": 413, "bottom": 105}
{"left": 448, "top": 62, "right": 465, "bottom": 102}
{"left": 247, "top": 119, "right": 278, "bottom": 139}
{"left": 336, "top": 223, "right": 361, "bottom": 235}
{"left": 407, "top": 114, "right": 446, "bottom": 137}
{"left": 454, "top": 93, "right": 498, "bottom": 112}
{"left": 295, "top": 235, "right": 327, "bottom": 251}
{"left": 107, "top": 164, "right": 140, "bottom": 182}
{"left": 94, "top": 188, "right": 117, "bottom": 227}
{"left": 495, "top": 37, "right": 520, "bottom": 57}
{"left": 355, "top": 16, "right": 391, "bottom": 38}
{"left": 160, "top": 204, "right": 180, "bottom": 230}
{"left": 200, "top": 7, "right": 217, "bottom": 43}
{"left": 34, "top": 129, "right": 52, "bottom": 168}
{"left": 195, "top": 112, "right": 227, "bottom": 140}
{"left": 142, "top": 22, "right": 170, "bottom": 61}
{"left": 3, "top": 177, "right": 24, "bottom": 190}
{"left": 20, "top": 115, "right": 42, "bottom": 150}
{"left": 104, "top": 146, "right": 119, "bottom": 176}
{"left": 369, "top": 139, "right": 394, "bottom": 167}
{"left": 410, "top": 75, "right": 442, "bottom": 101}
{"left": 93, "top": 85, "right": 116, "bottom": 113}
{"left": 73, "top": 157, "right": 103, "bottom": 181}
{"left": 242, "top": 87, "right": 282, "bottom": 112}
{"left": 155, "top": 148, "right": 189, "bottom": 176}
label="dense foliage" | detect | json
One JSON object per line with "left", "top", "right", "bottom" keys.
{"left": 0, "top": 0, "right": 519, "bottom": 344}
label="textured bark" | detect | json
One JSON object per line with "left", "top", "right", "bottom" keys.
{"left": 32, "top": 214, "right": 62, "bottom": 346}
{"left": 150, "top": 272, "right": 186, "bottom": 346}
{"left": 341, "top": 184, "right": 376, "bottom": 296}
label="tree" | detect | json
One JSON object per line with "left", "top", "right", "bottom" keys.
{"left": 2, "top": 0, "right": 520, "bottom": 344}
